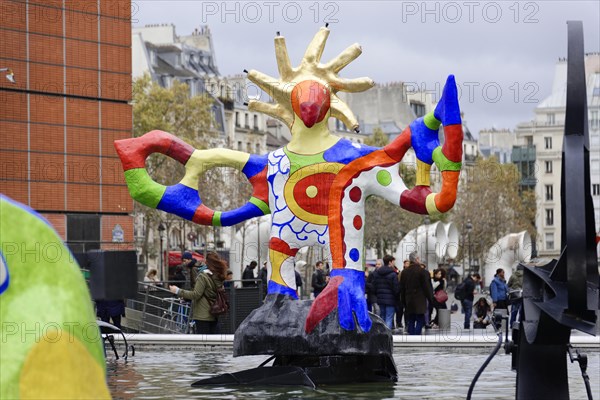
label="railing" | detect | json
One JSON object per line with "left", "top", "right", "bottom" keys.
{"left": 122, "top": 280, "right": 266, "bottom": 334}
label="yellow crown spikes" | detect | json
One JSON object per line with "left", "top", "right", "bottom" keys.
{"left": 247, "top": 27, "right": 375, "bottom": 131}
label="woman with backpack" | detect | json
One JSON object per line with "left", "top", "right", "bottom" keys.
{"left": 169, "top": 252, "right": 227, "bottom": 334}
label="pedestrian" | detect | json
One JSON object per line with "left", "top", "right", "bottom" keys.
{"left": 95, "top": 299, "right": 125, "bottom": 329}
{"left": 144, "top": 268, "right": 161, "bottom": 290}
{"left": 366, "top": 260, "right": 381, "bottom": 315}
{"left": 429, "top": 268, "right": 448, "bottom": 328}
{"left": 311, "top": 261, "right": 327, "bottom": 298}
{"left": 460, "top": 273, "right": 481, "bottom": 329}
{"left": 172, "top": 266, "right": 186, "bottom": 288}
{"left": 295, "top": 267, "right": 303, "bottom": 297}
{"left": 259, "top": 261, "right": 268, "bottom": 288}
{"left": 507, "top": 265, "right": 524, "bottom": 328}
{"left": 242, "top": 260, "right": 258, "bottom": 287}
{"left": 400, "top": 252, "right": 434, "bottom": 335}
{"left": 490, "top": 268, "right": 509, "bottom": 311}
{"left": 389, "top": 257, "right": 404, "bottom": 332}
{"left": 181, "top": 251, "right": 198, "bottom": 289}
{"left": 169, "top": 251, "right": 227, "bottom": 334}
{"left": 396, "top": 259, "right": 410, "bottom": 329}
{"left": 373, "top": 255, "right": 400, "bottom": 329}
{"left": 473, "top": 297, "right": 492, "bottom": 329}
{"left": 420, "top": 263, "right": 433, "bottom": 327}
{"left": 223, "top": 270, "right": 234, "bottom": 289}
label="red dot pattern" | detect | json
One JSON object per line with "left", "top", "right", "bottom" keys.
{"left": 349, "top": 186, "right": 362, "bottom": 202}
{"left": 353, "top": 215, "right": 362, "bottom": 230}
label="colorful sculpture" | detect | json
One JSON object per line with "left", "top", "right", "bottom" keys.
{"left": 0, "top": 196, "right": 110, "bottom": 399}
{"left": 115, "top": 27, "right": 463, "bottom": 333}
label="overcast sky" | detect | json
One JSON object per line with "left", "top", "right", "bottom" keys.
{"left": 134, "top": 1, "right": 600, "bottom": 136}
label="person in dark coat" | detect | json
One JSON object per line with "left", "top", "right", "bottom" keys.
{"left": 96, "top": 299, "right": 125, "bottom": 329}
{"left": 400, "top": 252, "right": 434, "bottom": 335}
{"left": 172, "top": 266, "right": 187, "bottom": 288}
{"left": 242, "top": 260, "right": 258, "bottom": 287}
{"left": 311, "top": 261, "right": 327, "bottom": 298}
{"left": 373, "top": 255, "right": 400, "bottom": 329}
{"left": 461, "top": 273, "right": 481, "bottom": 329}
{"left": 259, "top": 261, "right": 268, "bottom": 288}
{"left": 294, "top": 268, "right": 303, "bottom": 297}
{"left": 366, "top": 259, "right": 382, "bottom": 314}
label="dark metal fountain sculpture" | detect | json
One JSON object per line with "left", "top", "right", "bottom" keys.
{"left": 507, "top": 21, "right": 599, "bottom": 400}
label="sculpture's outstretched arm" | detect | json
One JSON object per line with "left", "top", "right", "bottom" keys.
{"left": 389, "top": 75, "right": 463, "bottom": 216}
{"left": 114, "top": 130, "right": 270, "bottom": 226}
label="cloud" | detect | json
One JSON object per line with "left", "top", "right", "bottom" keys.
{"left": 134, "top": 0, "right": 600, "bottom": 135}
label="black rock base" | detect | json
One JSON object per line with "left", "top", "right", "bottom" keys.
{"left": 233, "top": 294, "right": 394, "bottom": 359}
{"left": 193, "top": 295, "right": 397, "bottom": 387}
{"left": 192, "top": 353, "right": 397, "bottom": 387}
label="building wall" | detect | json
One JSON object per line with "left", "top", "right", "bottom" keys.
{"left": 515, "top": 55, "right": 600, "bottom": 258}
{"left": 0, "top": 0, "right": 133, "bottom": 252}
{"left": 479, "top": 128, "right": 515, "bottom": 163}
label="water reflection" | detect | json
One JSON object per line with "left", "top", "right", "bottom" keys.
{"left": 106, "top": 348, "right": 599, "bottom": 399}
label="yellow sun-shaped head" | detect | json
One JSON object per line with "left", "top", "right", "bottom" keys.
{"left": 247, "top": 27, "right": 374, "bottom": 132}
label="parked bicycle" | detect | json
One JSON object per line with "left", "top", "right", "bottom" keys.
{"left": 160, "top": 298, "right": 193, "bottom": 333}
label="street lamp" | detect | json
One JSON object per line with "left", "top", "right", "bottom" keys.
{"left": 158, "top": 223, "right": 166, "bottom": 282}
{"left": 256, "top": 218, "right": 261, "bottom": 268}
{"left": 465, "top": 220, "right": 473, "bottom": 276}
{"left": 423, "top": 216, "right": 431, "bottom": 267}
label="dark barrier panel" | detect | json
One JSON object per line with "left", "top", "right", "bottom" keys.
{"left": 217, "top": 284, "right": 265, "bottom": 334}
{"left": 88, "top": 250, "right": 137, "bottom": 300}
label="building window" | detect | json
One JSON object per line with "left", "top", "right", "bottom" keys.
{"left": 593, "top": 184, "right": 600, "bottom": 196}
{"left": 255, "top": 143, "right": 261, "bottom": 154}
{"left": 235, "top": 112, "right": 240, "bottom": 127}
{"left": 545, "top": 160, "right": 552, "bottom": 173}
{"left": 546, "top": 113, "right": 555, "bottom": 125}
{"left": 237, "top": 141, "right": 242, "bottom": 151}
{"left": 170, "top": 228, "right": 181, "bottom": 248}
{"left": 544, "top": 137, "right": 552, "bottom": 149}
{"left": 545, "top": 208, "right": 554, "bottom": 226}
{"left": 590, "top": 110, "right": 599, "bottom": 129}
{"left": 253, "top": 115, "right": 258, "bottom": 130}
{"left": 410, "top": 102, "right": 426, "bottom": 118}
{"left": 245, "top": 113, "right": 249, "bottom": 128}
{"left": 66, "top": 214, "right": 100, "bottom": 253}
{"left": 545, "top": 185, "right": 553, "bottom": 201}
{"left": 545, "top": 232, "right": 554, "bottom": 250}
